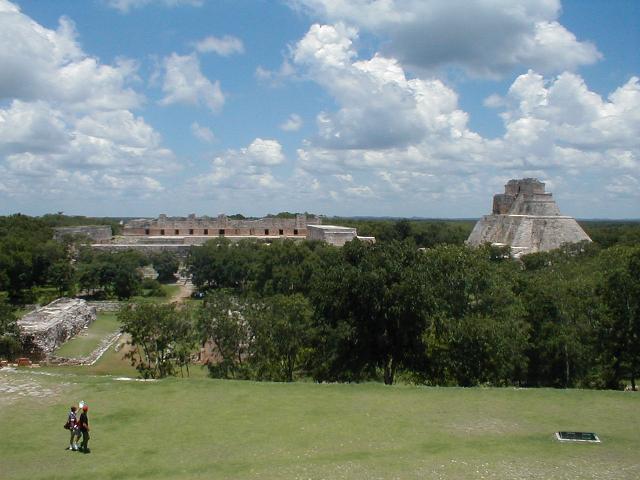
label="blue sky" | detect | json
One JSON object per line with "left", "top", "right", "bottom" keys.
{"left": 0, "top": 0, "right": 638, "bottom": 218}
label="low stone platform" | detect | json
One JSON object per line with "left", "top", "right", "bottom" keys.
{"left": 18, "top": 298, "right": 96, "bottom": 360}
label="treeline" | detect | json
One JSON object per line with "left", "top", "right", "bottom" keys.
{"left": 146, "top": 237, "right": 639, "bottom": 389}
{"left": 329, "top": 218, "right": 475, "bottom": 247}
{"left": 0, "top": 214, "right": 180, "bottom": 304}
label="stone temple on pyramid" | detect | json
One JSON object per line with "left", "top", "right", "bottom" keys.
{"left": 466, "top": 178, "right": 591, "bottom": 257}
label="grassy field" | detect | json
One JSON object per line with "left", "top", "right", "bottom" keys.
{"left": 1, "top": 368, "right": 638, "bottom": 480}
{"left": 54, "top": 313, "right": 120, "bottom": 359}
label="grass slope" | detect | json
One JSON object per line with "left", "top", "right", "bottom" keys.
{"left": 1, "top": 370, "right": 638, "bottom": 480}
{"left": 54, "top": 313, "right": 120, "bottom": 359}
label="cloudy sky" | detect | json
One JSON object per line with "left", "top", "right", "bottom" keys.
{"left": 0, "top": 0, "right": 638, "bottom": 218}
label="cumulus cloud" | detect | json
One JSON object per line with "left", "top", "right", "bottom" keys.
{"left": 280, "top": 113, "right": 303, "bottom": 132}
{"left": 291, "top": 0, "right": 601, "bottom": 77}
{"left": 194, "top": 138, "right": 285, "bottom": 195}
{"left": 105, "top": 0, "right": 203, "bottom": 14}
{"left": 0, "top": 1, "right": 177, "bottom": 204}
{"left": 0, "top": 3, "right": 142, "bottom": 110}
{"left": 160, "top": 53, "right": 225, "bottom": 112}
{"left": 292, "top": 24, "right": 478, "bottom": 151}
{"left": 255, "top": 59, "right": 296, "bottom": 86}
{"left": 287, "top": 22, "right": 639, "bottom": 217}
{"left": 192, "top": 35, "right": 244, "bottom": 56}
{"left": 191, "top": 122, "right": 215, "bottom": 143}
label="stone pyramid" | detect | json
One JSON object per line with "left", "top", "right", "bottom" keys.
{"left": 466, "top": 178, "right": 591, "bottom": 256}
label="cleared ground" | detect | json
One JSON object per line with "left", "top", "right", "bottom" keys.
{"left": 54, "top": 312, "right": 120, "bottom": 359}
{"left": 0, "top": 366, "right": 638, "bottom": 480}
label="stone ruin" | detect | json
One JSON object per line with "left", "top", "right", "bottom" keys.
{"left": 17, "top": 298, "right": 96, "bottom": 360}
{"left": 123, "top": 213, "right": 321, "bottom": 238}
{"left": 466, "top": 178, "right": 591, "bottom": 257}
{"left": 53, "top": 225, "right": 112, "bottom": 243}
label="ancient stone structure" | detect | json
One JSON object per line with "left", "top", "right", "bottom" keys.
{"left": 18, "top": 298, "right": 96, "bottom": 360}
{"left": 53, "top": 225, "right": 112, "bottom": 243}
{"left": 123, "top": 213, "right": 320, "bottom": 238}
{"left": 307, "top": 225, "right": 375, "bottom": 246}
{"left": 90, "top": 214, "right": 373, "bottom": 252}
{"left": 466, "top": 178, "right": 591, "bottom": 257}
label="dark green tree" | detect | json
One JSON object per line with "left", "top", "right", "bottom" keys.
{"left": 599, "top": 246, "right": 640, "bottom": 389}
{"left": 150, "top": 251, "right": 180, "bottom": 282}
{"left": 196, "top": 290, "right": 254, "bottom": 379}
{"left": 0, "top": 299, "right": 21, "bottom": 360}
{"left": 119, "top": 302, "right": 194, "bottom": 379}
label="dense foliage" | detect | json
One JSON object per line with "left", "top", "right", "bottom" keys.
{"left": 119, "top": 302, "right": 195, "bottom": 378}
{"left": 1, "top": 214, "right": 639, "bottom": 389}
{"left": 0, "top": 215, "right": 183, "bottom": 303}
{"left": 187, "top": 237, "right": 640, "bottom": 388}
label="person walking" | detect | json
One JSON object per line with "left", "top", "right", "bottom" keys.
{"left": 66, "top": 406, "right": 80, "bottom": 451}
{"left": 78, "top": 404, "right": 90, "bottom": 453}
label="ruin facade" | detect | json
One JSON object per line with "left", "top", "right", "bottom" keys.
{"left": 307, "top": 225, "right": 375, "bottom": 246}
{"left": 53, "top": 225, "right": 112, "bottom": 243}
{"left": 466, "top": 178, "right": 591, "bottom": 256}
{"left": 18, "top": 298, "right": 96, "bottom": 360}
{"left": 123, "top": 213, "right": 320, "bottom": 238}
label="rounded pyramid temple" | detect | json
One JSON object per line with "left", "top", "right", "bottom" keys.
{"left": 466, "top": 178, "right": 591, "bottom": 257}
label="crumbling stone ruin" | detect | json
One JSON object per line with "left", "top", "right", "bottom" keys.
{"left": 307, "top": 225, "right": 375, "bottom": 246}
{"left": 91, "top": 213, "right": 373, "bottom": 251}
{"left": 123, "top": 213, "right": 320, "bottom": 238}
{"left": 18, "top": 298, "right": 96, "bottom": 360}
{"left": 53, "top": 225, "right": 112, "bottom": 243}
{"left": 466, "top": 178, "right": 591, "bottom": 257}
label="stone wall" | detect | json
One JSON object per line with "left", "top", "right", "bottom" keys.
{"left": 123, "top": 213, "right": 321, "bottom": 237}
{"left": 307, "top": 225, "right": 358, "bottom": 246}
{"left": 53, "top": 225, "right": 112, "bottom": 243}
{"left": 467, "top": 178, "right": 591, "bottom": 257}
{"left": 18, "top": 298, "right": 96, "bottom": 360}
{"left": 86, "top": 301, "right": 123, "bottom": 312}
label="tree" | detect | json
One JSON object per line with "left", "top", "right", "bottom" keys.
{"left": 251, "top": 294, "right": 315, "bottom": 382}
{"left": 118, "top": 302, "right": 194, "bottom": 378}
{"left": 599, "top": 246, "right": 640, "bottom": 389}
{"left": 150, "top": 251, "right": 180, "bottom": 282}
{"left": 309, "top": 240, "right": 430, "bottom": 385}
{"left": 419, "top": 244, "right": 529, "bottom": 386}
{"left": 48, "top": 261, "right": 76, "bottom": 296}
{"left": 0, "top": 299, "right": 21, "bottom": 360}
{"left": 196, "top": 290, "right": 254, "bottom": 379}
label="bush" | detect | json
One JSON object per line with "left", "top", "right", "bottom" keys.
{"left": 141, "top": 278, "right": 166, "bottom": 298}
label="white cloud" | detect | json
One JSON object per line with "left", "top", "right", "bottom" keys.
{"left": 194, "top": 139, "right": 286, "bottom": 194}
{"left": 246, "top": 138, "right": 285, "bottom": 166}
{"left": 192, "top": 35, "right": 244, "bottom": 56}
{"left": 105, "top": 0, "right": 203, "bottom": 14}
{"left": 286, "top": 22, "right": 639, "bottom": 217}
{"left": 280, "top": 113, "right": 303, "bottom": 132}
{"left": 291, "top": 0, "right": 601, "bottom": 77}
{"left": 0, "top": 1, "right": 177, "bottom": 204}
{"left": 160, "top": 53, "right": 225, "bottom": 112}
{"left": 292, "top": 24, "right": 477, "bottom": 150}
{"left": 255, "top": 60, "right": 296, "bottom": 86}
{"left": 0, "top": 4, "right": 142, "bottom": 110}
{"left": 191, "top": 122, "right": 215, "bottom": 143}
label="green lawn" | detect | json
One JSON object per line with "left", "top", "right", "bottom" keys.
{"left": 54, "top": 313, "right": 120, "bottom": 359}
{"left": 129, "top": 283, "right": 182, "bottom": 303}
{"left": 1, "top": 370, "right": 638, "bottom": 480}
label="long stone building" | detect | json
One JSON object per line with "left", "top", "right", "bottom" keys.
{"left": 123, "top": 213, "right": 320, "bottom": 238}
{"left": 466, "top": 178, "right": 591, "bottom": 257}
{"left": 85, "top": 213, "right": 373, "bottom": 252}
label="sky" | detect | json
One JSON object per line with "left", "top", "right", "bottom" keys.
{"left": 0, "top": 0, "right": 638, "bottom": 219}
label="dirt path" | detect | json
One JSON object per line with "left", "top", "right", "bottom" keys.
{"left": 170, "top": 278, "right": 194, "bottom": 303}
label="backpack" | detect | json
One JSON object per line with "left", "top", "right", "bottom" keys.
{"left": 64, "top": 411, "right": 76, "bottom": 430}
